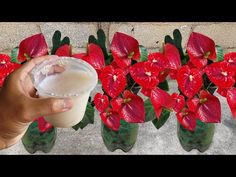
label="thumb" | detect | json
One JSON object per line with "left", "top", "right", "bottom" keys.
{"left": 28, "top": 97, "right": 73, "bottom": 119}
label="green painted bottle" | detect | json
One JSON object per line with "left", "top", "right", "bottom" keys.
{"left": 101, "top": 120, "right": 139, "bottom": 152}
{"left": 21, "top": 121, "right": 57, "bottom": 154}
{"left": 177, "top": 120, "right": 215, "bottom": 152}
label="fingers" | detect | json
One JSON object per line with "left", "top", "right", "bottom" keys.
{"left": 28, "top": 97, "right": 73, "bottom": 119}
{"left": 17, "top": 55, "right": 60, "bottom": 80}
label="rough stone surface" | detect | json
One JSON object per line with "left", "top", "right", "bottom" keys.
{"left": 193, "top": 23, "right": 236, "bottom": 48}
{"left": 108, "top": 22, "right": 192, "bottom": 49}
{"left": 1, "top": 81, "right": 236, "bottom": 155}
{"left": 0, "top": 22, "right": 41, "bottom": 51}
{"left": 40, "top": 22, "right": 98, "bottom": 48}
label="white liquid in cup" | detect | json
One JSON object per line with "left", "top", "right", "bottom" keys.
{"left": 31, "top": 57, "right": 98, "bottom": 128}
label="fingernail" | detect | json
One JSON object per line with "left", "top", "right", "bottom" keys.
{"left": 60, "top": 98, "right": 73, "bottom": 111}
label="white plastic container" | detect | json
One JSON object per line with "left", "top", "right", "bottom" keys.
{"left": 31, "top": 57, "right": 98, "bottom": 128}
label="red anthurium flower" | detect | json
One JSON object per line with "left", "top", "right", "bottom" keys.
{"left": 164, "top": 43, "right": 181, "bottom": 70}
{"left": 110, "top": 32, "right": 140, "bottom": 68}
{"left": 187, "top": 97, "right": 200, "bottom": 112}
{"left": 217, "top": 87, "right": 229, "bottom": 97}
{"left": 187, "top": 32, "right": 216, "bottom": 69}
{"left": 158, "top": 69, "right": 170, "bottom": 82}
{"left": 37, "top": 117, "right": 53, "bottom": 133}
{"left": 100, "top": 108, "right": 121, "bottom": 131}
{"left": 130, "top": 61, "right": 160, "bottom": 89}
{"left": 148, "top": 52, "right": 169, "bottom": 70}
{"left": 55, "top": 44, "right": 72, "bottom": 57}
{"left": 169, "top": 69, "right": 178, "bottom": 80}
{"left": 192, "top": 90, "right": 221, "bottom": 123}
{"left": 94, "top": 93, "right": 109, "bottom": 112}
{"left": 18, "top": 33, "right": 48, "bottom": 62}
{"left": 205, "top": 61, "right": 235, "bottom": 88}
{"left": 140, "top": 87, "right": 152, "bottom": 97}
{"left": 111, "top": 90, "right": 145, "bottom": 123}
{"left": 0, "top": 54, "right": 11, "bottom": 67}
{"left": 73, "top": 43, "right": 105, "bottom": 71}
{"left": 226, "top": 88, "right": 236, "bottom": 118}
{"left": 150, "top": 87, "right": 174, "bottom": 119}
{"left": 177, "top": 65, "right": 203, "bottom": 98}
{"left": 0, "top": 56, "right": 21, "bottom": 87}
{"left": 171, "top": 93, "right": 185, "bottom": 112}
{"left": 176, "top": 108, "right": 197, "bottom": 131}
{"left": 224, "top": 52, "right": 236, "bottom": 70}
{"left": 100, "top": 65, "right": 126, "bottom": 98}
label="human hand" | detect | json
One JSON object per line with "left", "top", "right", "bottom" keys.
{"left": 0, "top": 55, "right": 73, "bottom": 149}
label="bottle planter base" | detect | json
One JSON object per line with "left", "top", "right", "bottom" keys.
{"left": 21, "top": 121, "right": 57, "bottom": 154}
{"left": 101, "top": 120, "right": 139, "bottom": 153}
{"left": 177, "top": 120, "right": 215, "bottom": 153}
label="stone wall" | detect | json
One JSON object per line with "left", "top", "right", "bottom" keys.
{"left": 1, "top": 22, "right": 236, "bottom": 54}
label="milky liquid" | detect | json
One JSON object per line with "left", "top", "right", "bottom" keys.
{"left": 38, "top": 70, "right": 95, "bottom": 128}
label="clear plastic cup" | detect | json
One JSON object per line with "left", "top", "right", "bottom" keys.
{"left": 31, "top": 57, "right": 98, "bottom": 128}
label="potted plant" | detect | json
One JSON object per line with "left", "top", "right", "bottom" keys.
{"left": 162, "top": 29, "right": 236, "bottom": 152}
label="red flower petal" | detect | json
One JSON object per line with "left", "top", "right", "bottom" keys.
{"left": 100, "top": 65, "right": 126, "bottom": 98}
{"left": 171, "top": 93, "right": 185, "bottom": 112}
{"left": 217, "top": 87, "right": 229, "bottom": 97}
{"left": 186, "top": 97, "right": 200, "bottom": 112}
{"left": 164, "top": 43, "right": 181, "bottom": 70}
{"left": 187, "top": 32, "right": 216, "bottom": 62}
{"left": 130, "top": 61, "right": 160, "bottom": 89}
{"left": 111, "top": 32, "right": 140, "bottom": 68}
{"left": 177, "top": 65, "right": 203, "bottom": 98}
{"left": 55, "top": 44, "right": 71, "bottom": 57}
{"left": 205, "top": 61, "right": 235, "bottom": 88}
{"left": 150, "top": 87, "right": 174, "bottom": 119}
{"left": 0, "top": 62, "right": 21, "bottom": 87}
{"left": 158, "top": 69, "right": 170, "bottom": 82}
{"left": 111, "top": 97, "right": 123, "bottom": 112}
{"left": 196, "top": 90, "right": 221, "bottom": 123}
{"left": 176, "top": 108, "right": 197, "bottom": 131}
{"left": 18, "top": 33, "right": 48, "bottom": 62}
{"left": 188, "top": 52, "right": 208, "bottom": 69}
{"left": 73, "top": 44, "right": 105, "bottom": 71}
{"left": 100, "top": 109, "right": 121, "bottom": 131}
{"left": 148, "top": 52, "right": 169, "bottom": 70}
{"left": 37, "top": 117, "right": 53, "bottom": 133}
{"left": 226, "top": 88, "right": 236, "bottom": 119}
{"left": 224, "top": 52, "right": 236, "bottom": 70}
{"left": 94, "top": 93, "right": 109, "bottom": 112}
{"left": 0, "top": 54, "right": 11, "bottom": 66}
{"left": 140, "top": 87, "right": 152, "bottom": 97}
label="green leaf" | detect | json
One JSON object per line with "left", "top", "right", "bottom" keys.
{"left": 152, "top": 109, "right": 170, "bottom": 129}
{"left": 164, "top": 35, "right": 175, "bottom": 45}
{"left": 88, "top": 29, "right": 108, "bottom": 59}
{"left": 164, "top": 29, "right": 184, "bottom": 62}
{"left": 72, "top": 102, "right": 95, "bottom": 130}
{"left": 61, "top": 36, "right": 70, "bottom": 46}
{"left": 10, "top": 47, "right": 20, "bottom": 63}
{"left": 144, "top": 99, "right": 156, "bottom": 122}
{"left": 158, "top": 80, "right": 169, "bottom": 91}
{"left": 215, "top": 45, "right": 224, "bottom": 62}
{"left": 139, "top": 45, "right": 148, "bottom": 62}
{"left": 51, "top": 30, "right": 70, "bottom": 54}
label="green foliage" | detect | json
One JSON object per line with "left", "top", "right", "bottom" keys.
{"left": 152, "top": 109, "right": 171, "bottom": 129}
{"left": 51, "top": 30, "right": 70, "bottom": 54}
{"left": 10, "top": 47, "right": 20, "bottom": 63}
{"left": 215, "top": 45, "right": 224, "bottom": 62}
{"left": 139, "top": 45, "right": 148, "bottom": 62}
{"left": 21, "top": 121, "right": 57, "bottom": 154}
{"left": 164, "top": 29, "right": 185, "bottom": 63}
{"left": 144, "top": 99, "right": 156, "bottom": 122}
{"left": 158, "top": 80, "right": 169, "bottom": 91}
{"left": 88, "top": 29, "right": 109, "bottom": 59}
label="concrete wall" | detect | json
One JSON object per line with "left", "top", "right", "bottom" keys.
{"left": 1, "top": 22, "right": 236, "bottom": 54}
